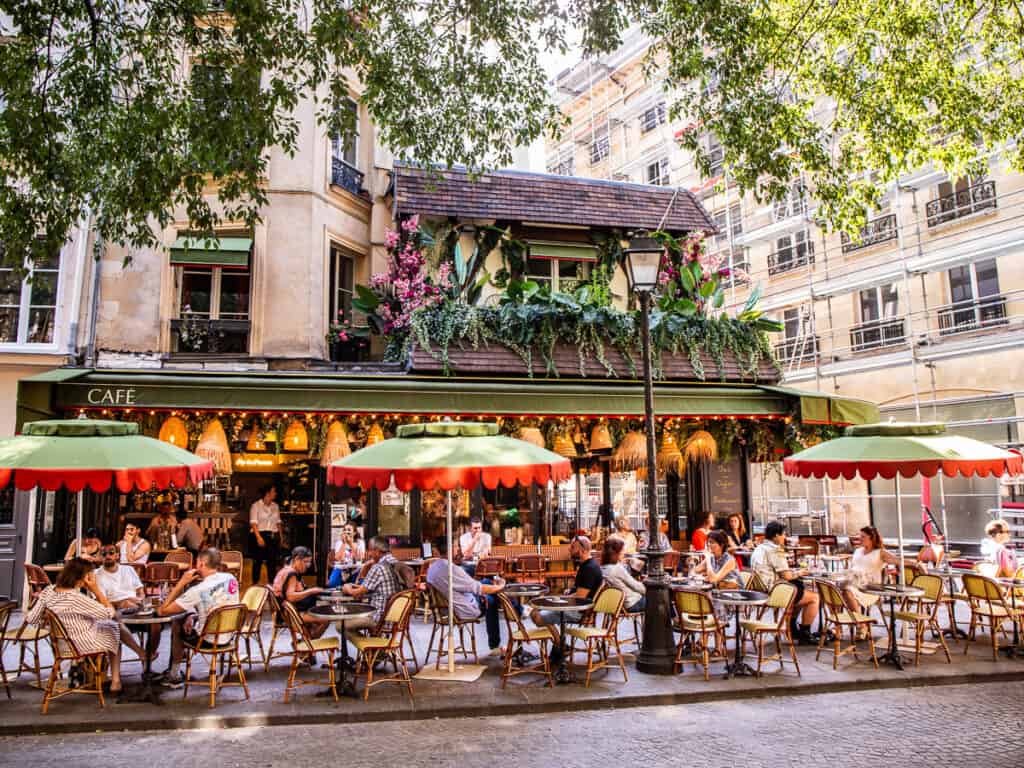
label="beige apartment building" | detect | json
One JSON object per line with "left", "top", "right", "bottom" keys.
{"left": 547, "top": 29, "right": 1024, "bottom": 544}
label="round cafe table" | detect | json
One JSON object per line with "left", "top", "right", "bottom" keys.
{"left": 862, "top": 583, "right": 924, "bottom": 670}
{"left": 669, "top": 577, "right": 713, "bottom": 591}
{"left": 710, "top": 589, "right": 768, "bottom": 678}
{"left": 306, "top": 602, "right": 375, "bottom": 698}
{"left": 116, "top": 609, "right": 188, "bottom": 704}
{"left": 531, "top": 595, "right": 592, "bottom": 684}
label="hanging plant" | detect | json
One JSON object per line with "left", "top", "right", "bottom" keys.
{"left": 684, "top": 429, "right": 718, "bottom": 463}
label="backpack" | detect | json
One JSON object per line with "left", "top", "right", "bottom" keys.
{"left": 388, "top": 559, "right": 418, "bottom": 591}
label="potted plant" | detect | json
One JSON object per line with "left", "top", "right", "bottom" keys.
{"left": 326, "top": 322, "right": 370, "bottom": 362}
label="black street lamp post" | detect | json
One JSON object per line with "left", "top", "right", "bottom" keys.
{"left": 624, "top": 234, "right": 676, "bottom": 675}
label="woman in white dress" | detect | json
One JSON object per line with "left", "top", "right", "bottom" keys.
{"left": 843, "top": 526, "right": 900, "bottom": 631}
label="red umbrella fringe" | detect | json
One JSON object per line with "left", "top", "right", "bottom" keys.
{"left": 328, "top": 461, "right": 573, "bottom": 491}
{"left": 0, "top": 462, "right": 216, "bottom": 493}
{"left": 782, "top": 456, "right": 1023, "bottom": 480}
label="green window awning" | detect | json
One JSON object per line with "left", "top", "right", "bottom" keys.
{"left": 760, "top": 385, "right": 880, "bottom": 426}
{"left": 527, "top": 241, "right": 598, "bottom": 261}
{"left": 170, "top": 236, "right": 252, "bottom": 268}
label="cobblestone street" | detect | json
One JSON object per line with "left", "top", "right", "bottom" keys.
{"left": 1, "top": 681, "right": 1020, "bottom": 768}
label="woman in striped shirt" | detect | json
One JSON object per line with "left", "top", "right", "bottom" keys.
{"left": 27, "top": 558, "right": 136, "bottom": 693}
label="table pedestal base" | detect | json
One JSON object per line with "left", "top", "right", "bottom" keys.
{"left": 117, "top": 673, "right": 166, "bottom": 705}
{"left": 723, "top": 660, "right": 760, "bottom": 679}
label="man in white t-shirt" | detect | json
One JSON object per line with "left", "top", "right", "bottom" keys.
{"left": 459, "top": 516, "right": 492, "bottom": 561}
{"left": 96, "top": 545, "right": 144, "bottom": 608}
{"left": 157, "top": 547, "right": 240, "bottom": 687}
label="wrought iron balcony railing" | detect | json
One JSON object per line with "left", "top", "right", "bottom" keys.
{"left": 850, "top": 317, "right": 907, "bottom": 352}
{"left": 925, "top": 180, "right": 997, "bottom": 227}
{"left": 841, "top": 213, "right": 897, "bottom": 253}
{"left": 937, "top": 295, "right": 1008, "bottom": 336}
{"left": 774, "top": 335, "right": 819, "bottom": 365}
{"left": 768, "top": 246, "right": 814, "bottom": 276}
{"left": 170, "top": 318, "right": 250, "bottom": 354}
{"left": 331, "top": 157, "right": 365, "bottom": 197}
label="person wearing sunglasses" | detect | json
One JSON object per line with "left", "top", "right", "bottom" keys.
{"left": 96, "top": 545, "right": 145, "bottom": 610}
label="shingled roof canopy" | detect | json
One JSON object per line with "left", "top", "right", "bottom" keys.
{"left": 393, "top": 164, "right": 715, "bottom": 233}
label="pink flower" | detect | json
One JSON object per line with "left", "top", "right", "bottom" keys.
{"left": 384, "top": 230, "right": 399, "bottom": 249}
{"left": 401, "top": 215, "right": 419, "bottom": 232}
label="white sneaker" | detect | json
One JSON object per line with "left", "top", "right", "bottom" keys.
{"left": 488, "top": 646, "right": 504, "bottom": 657}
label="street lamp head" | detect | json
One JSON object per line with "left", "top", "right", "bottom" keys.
{"left": 623, "top": 234, "right": 663, "bottom": 293}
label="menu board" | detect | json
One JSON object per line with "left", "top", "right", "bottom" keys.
{"left": 378, "top": 488, "right": 410, "bottom": 537}
{"left": 706, "top": 457, "right": 744, "bottom": 516}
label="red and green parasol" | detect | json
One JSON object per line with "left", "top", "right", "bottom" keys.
{"left": 327, "top": 421, "right": 572, "bottom": 491}
{"left": 0, "top": 419, "right": 214, "bottom": 493}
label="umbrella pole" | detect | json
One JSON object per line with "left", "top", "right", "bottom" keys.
{"left": 895, "top": 479, "right": 905, "bottom": 586}
{"left": 75, "top": 490, "right": 84, "bottom": 558}
{"left": 938, "top": 471, "right": 949, "bottom": 543}
{"left": 22, "top": 488, "right": 38, "bottom": 612}
{"left": 447, "top": 490, "right": 455, "bottom": 675}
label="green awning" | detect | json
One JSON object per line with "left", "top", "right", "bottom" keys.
{"left": 51, "top": 371, "right": 795, "bottom": 418}
{"left": 170, "top": 236, "right": 252, "bottom": 268}
{"left": 760, "top": 385, "right": 880, "bottom": 426}
{"left": 527, "top": 241, "right": 598, "bottom": 261}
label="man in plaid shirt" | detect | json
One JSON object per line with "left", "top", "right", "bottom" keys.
{"left": 342, "top": 536, "right": 402, "bottom": 626}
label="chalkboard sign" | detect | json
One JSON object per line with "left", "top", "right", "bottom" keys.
{"left": 705, "top": 457, "right": 744, "bottom": 516}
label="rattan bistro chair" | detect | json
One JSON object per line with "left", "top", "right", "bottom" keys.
{"left": 893, "top": 574, "right": 952, "bottom": 666}
{"left": 962, "top": 573, "right": 1021, "bottom": 661}
{"left": 40, "top": 610, "right": 107, "bottom": 714}
{"left": 496, "top": 592, "right": 555, "bottom": 688}
{"left": 182, "top": 603, "right": 249, "bottom": 709}
{"left": 348, "top": 590, "right": 416, "bottom": 701}
{"left": 566, "top": 586, "right": 628, "bottom": 687}
{"left": 739, "top": 581, "right": 801, "bottom": 677}
{"left": 673, "top": 589, "right": 727, "bottom": 681}
{"left": 1, "top": 610, "right": 50, "bottom": 689}
{"left": 474, "top": 557, "right": 506, "bottom": 580}
{"left": 279, "top": 601, "right": 340, "bottom": 702}
{"left": 238, "top": 585, "right": 270, "bottom": 669}
{"left": 815, "top": 579, "right": 878, "bottom": 670}
{"left": 424, "top": 584, "right": 480, "bottom": 668}
{"left": 164, "top": 550, "right": 193, "bottom": 570}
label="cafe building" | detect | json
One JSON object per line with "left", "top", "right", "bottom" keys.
{"left": 9, "top": 166, "right": 878, "bottom": 599}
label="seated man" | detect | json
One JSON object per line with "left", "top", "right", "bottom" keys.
{"left": 342, "top": 536, "right": 402, "bottom": 632}
{"left": 146, "top": 502, "right": 179, "bottom": 551}
{"left": 272, "top": 546, "right": 328, "bottom": 638}
{"left": 426, "top": 536, "right": 505, "bottom": 656}
{"left": 530, "top": 534, "right": 603, "bottom": 665}
{"left": 96, "top": 544, "right": 144, "bottom": 609}
{"left": 117, "top": 522, "right": 151, "bottom": 565}
{"left": 175, "top": 509, "right": 204, "bottom": 558}
{"left": 156, "top": 547, "right": 240, "bottom": 688}
{"left": 751, "top": 521, "right": 819, "bottom": 643}
{"left": 459, "top": 516, "right": 492, "bottom": 576}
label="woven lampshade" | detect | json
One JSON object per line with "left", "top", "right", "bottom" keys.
{"left": 658, "top": 430, "right": 686, "bottom": 476}
{"left": 684, "top": 429, "right": 718, "bottom": 463}
{"left": 552, "top": 431, "right": 578, "bottom": 458}
{"left": 320, "top": 420, "right": 351, "bottom": 466}
{"left": 245, "top": 429, "right": 267, "bottom": 452}
{"left": 195, "top": 419, "right": 232, "bottom": 475}
{"left": 518, "top": 426, "right": 545, "bottom": 448}
{"left": 589, "top": 422, "right": 613, "bottom": 452}
{"left": 611, "top": 430, "right": 648, "bottom": 471}
{"left": 365, "top": 422, "right": 385, "bottom": 447}
{"left": 158, "top": 416, "right": 188, "bottom": 447}
{"left": 283, "top": 419, "right": 309, "bottom": 453}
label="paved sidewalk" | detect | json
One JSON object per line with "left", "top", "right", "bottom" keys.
{"left": 2, "top": 607, "right": 1021, "bottom": 736}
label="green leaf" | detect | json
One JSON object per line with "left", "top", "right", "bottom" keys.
{"left": 353, "top": 284, "right": 380, "bottom": 311}
{"left": 678, "top": 269, "right": 696, "bottom": 294}
{"left": 673, "top": 298, "right": 698, "bottom": 315}
{"left": 453, "top": 242, "right": 467, "bottom": 287}
{"left": 713, "top": 289, "right": 725, "bottom": 309}
{"left": 699, "top": 280, "right": 716, "bottom": 299}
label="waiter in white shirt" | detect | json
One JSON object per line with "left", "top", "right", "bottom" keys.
{"left": 249, "top": 484, "right": 283, "bottom": 584}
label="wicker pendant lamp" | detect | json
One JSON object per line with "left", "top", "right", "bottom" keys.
{"left": 158, "top": 416, "right": 188, "bottom": 447}
{"left": 589, "top": 422, "right": 613, "bottom": 453}
{"left": 365, "top": 422, "right": 385, "bottom": 447}
{"left": 283, "top": 419, "right": 309, "bottom": 453}
{"left": 611, "top": 430, "right": 648, "bottom": 471}
{"left": 658, "top": 430, "right": 686, "bottom": 476}
{"left": 195, "top": 419, "right": 232, "bottom": 475}
{"left": 552, "top": 431, "right": 578, "bottom": 458}
{"left": 684, "top": 429, "right": 719, "bottom": 463}
{"left": 320, "top": 420, "right": 351, "bottom": 466}
{"left": 245, "top": 430, "right": 267, "bottom": 452}
{"left": 518, "top": 426, "right": 545, "bottom": 448}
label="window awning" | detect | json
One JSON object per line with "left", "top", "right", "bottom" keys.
{"left": 760, "top": 385, "right": 880, "bottom": 426}
{"left": 527, "top": 241, "right": 598, "bottom": 261}
{"left": 170, "top": 237, "right": 252, "bottom": 268}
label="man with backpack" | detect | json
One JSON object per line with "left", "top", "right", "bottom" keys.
{"left": 342, "top": 536, "right": 404, "bottom": 628}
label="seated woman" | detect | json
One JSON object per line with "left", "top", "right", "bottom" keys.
{"left": 27, "top": 558, "right": 146, "bottom": 694}
{"left": 724, "top": 513, "right": 751, "bottom": 551}
{"left": 326, "top": 524, "right": 365, "bottom": 588}
{"left": 64, "top": 527, "right": 103, "bottom": 563}
{"left": 690, "top": 512, "right": 716, "bottom": 552}
{"left": 611, "top": 517, "right": 639, "bottom": 555}
{"left": 600, "top": 536, "right": 646, "bottom": 613}
{"left": 272, "top": 546, "right": 328, "bottom": 638}
{"left": 981, "top": 519, "right": 1019, "bottom": 577}
{"left": 844, "top": 526, "right": 900, "bottom": 628}
{"left": 692, "top": 531, "right": 739, "bottom": 588}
